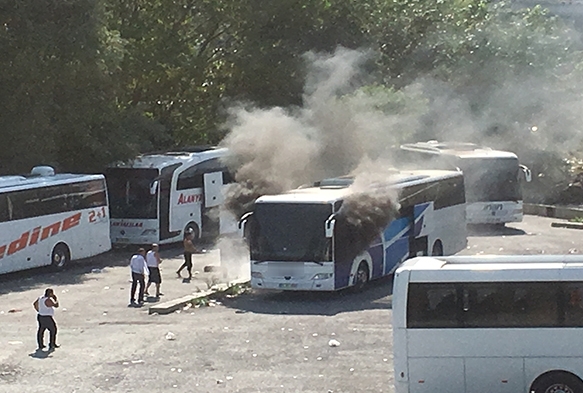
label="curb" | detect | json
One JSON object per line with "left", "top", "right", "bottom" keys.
{"left": 148, "top": 278, "right": 250, "bottom": 315}
{"left": 524, "top": 203, "right": 583, "bottom": 220}
{"left": 550, "top": 222, "right": 583, "bottom": 230}
{"left": 524, "top": 203, "right": 583, "bottom": 230}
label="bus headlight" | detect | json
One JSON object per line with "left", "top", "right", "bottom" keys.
{"left": 251, "top": 272, "right": 263, "bottom": 279}
{"left": 312, "top": 273, "right": 333, "bottom": 280}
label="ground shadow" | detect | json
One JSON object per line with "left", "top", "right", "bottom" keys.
{"left": 221, "top": 276, "right": 393, "bottom": 316}
{"left": 0, "top": 244, "right": 186, "bottom": 296}
{"left": 467, "top": 224, "right": 526, "bottom": 237}
{"left": 28, "top": 349, "right": 54, "bottom": 359}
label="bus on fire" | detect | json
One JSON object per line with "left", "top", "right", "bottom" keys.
{"left": 239, "top": 169, "right": 467, "bottom": 291}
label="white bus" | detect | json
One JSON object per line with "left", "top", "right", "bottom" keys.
{"left": 105, "top": 146, "right": 234, "bottom": 245}
{"left": 393, "top": 254, "right": 583, "bottom": 393}
{"left": 398, "top": 141, "right": 531, "bottom": 225}
{"left": 241, "top": 170, "right": 467, "bottom": 291}
{"left": 0, "top": 166, "right": 111, "bottom": 275}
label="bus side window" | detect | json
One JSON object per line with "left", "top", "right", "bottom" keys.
{"left": 407, "top": 283, "right": 460, "bottom": 328}
{"left": 563, "top": 283, "right": 583, "bottom": 327}
{"left": 177, "top": 167, "right": 203, "bottom": 190}
{"left": 0, "top": 195, "right": 9, "bottom": 222}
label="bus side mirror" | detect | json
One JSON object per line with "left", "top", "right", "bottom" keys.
{"left": 150, "top": 180, "right": 159, "bottom": 195}
{"left": 520, "top": 165, "right": 532, "bottom": 183}
{"left": 238, "top": 212, "right": 253, "bottom": 238}
{"left": 325, "top": 216, "right": 335, "bottom": 238}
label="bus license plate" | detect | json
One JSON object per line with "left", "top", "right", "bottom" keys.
{"left": 279, "top": 283, "right": 298, "bottom": 289}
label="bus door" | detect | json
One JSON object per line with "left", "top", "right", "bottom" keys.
{"left": 409, "top": 203, "right": 429, "bottom": 258}
{"left": 159, "top": 164, "right": 181, "bottom": 240}
{"left": 201, "top": 171, "right": 223, "bottom": 238}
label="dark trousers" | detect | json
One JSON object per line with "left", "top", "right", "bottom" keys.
{"left": 130, "top": 272, "right": 145, "bottom": 303}
{"left": 37, "top": 315, "right": 57, "bottom": 347}
{"left": 178, "top": 252, "right": 193, "bottom": 278}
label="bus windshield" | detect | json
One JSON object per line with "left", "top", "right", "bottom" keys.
{"left": 250, "top": 203, "right": 332, "bottom": 262}
{"left": 105, "top": 168, "right": 159, "bottom": 219}
{"left": 459, "top": 157, "right": 521, "bottom": 203}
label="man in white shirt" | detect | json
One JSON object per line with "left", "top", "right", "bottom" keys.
{"left": 145, "top": 244, "right": 163, "bottom": 298}
{"left": 33, "top": 288, "right": 59, "bottom": 351}
{"left": 129, "top": 248, "right": 149, "bottom": 307}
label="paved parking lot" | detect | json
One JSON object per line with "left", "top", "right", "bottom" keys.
{"left": 0, "top": 215, "right": 581, "bottom": 393}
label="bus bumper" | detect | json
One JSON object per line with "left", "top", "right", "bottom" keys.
{"left": 251, "top": 277, "right": 335, "bottom": 291}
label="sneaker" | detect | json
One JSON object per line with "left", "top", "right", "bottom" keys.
{"left": 176, "top": 271, "right": 182, "bottom": 278}
{"left": 156, "top": 293, "right": 164, "bottom": 297}
{"left": 144, "top": 291, "right": 150, "bottom": 296}
{"left": 37, "top": 346, "right": 45, "bottom": 351}
{"left": 49, "top": 344, "right": 60, "bottom": 349}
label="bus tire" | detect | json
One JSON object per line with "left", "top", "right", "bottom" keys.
{"left": 353, "top": 262, "right": 369, "bottom": 292}
{"left": 51, "top": 243, "right": 70, "bottom": 270}
{"left": 431, "top": 240, "right": 443, "bottom": 256}
{"left": 531, "top": 371, "right": 583, "bottom": 393}
{"left": 184, "top": 222, "right": 200, "bottom": 242}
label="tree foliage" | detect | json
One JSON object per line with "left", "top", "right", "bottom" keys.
{"left": 0, "top": 0, "right": 581, "bottom": 178}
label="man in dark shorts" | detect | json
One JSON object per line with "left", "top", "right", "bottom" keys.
{"left": 145, "top": 244, "right": 163, "bottom": 297}
{"left": 177, "top": 230, "right": 197, "bottom": 280}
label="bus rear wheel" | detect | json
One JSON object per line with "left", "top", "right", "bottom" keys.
{"left": 51, "top": 243, "right": 70, "bottom": 270}
{"left": 531, "top": 372, "right": 583, "bottom": 393}
{"left": 353, "top": 262, "right": 369, "bottom": 292}
{"left": 184, "top": 222, "right": 200, "bottom": 240}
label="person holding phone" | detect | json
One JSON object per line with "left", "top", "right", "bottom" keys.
{"left": 32, "top": 288, "right": 60, "bottom": 351}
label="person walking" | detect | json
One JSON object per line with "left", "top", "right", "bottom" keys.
{"left": 33, "top": 288, "right": 59, "bottom": 351}
{"left": 129, "top": 248, "right": 149, "bottom": 307}
{"left": 145, "top": 243, "right": 163, "bottom": 297}
{"left": 176, "top": 230, "right": 197, "bottom": 280}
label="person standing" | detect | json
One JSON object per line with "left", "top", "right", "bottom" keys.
{"left": 145, "top": 243, "right": 163, "bottom": 297}
{"left": 176, "top": 230, "right": 197, "bottom": 280}
{"left": 129, "top": 248, "right": 149, "bottom": 307}
{"left": 33, "top": 288, "right": 59, "bottom": 351}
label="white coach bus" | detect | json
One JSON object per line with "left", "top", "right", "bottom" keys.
{"left": 105, "top": 146, "right": 234, "bottom": 245}
{"left": 241, "top": 170, "right": 467, "bottom": 291}
{"left": 393, "top": 254, "right": 583, "bottom": 393}
{"left": 0, "top": 166, "right": 111, "bottom": 275}
{"left": 399, "top": 141, "right": 531, "bottom": 225}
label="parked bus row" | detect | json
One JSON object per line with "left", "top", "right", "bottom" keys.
{"left": 1, "top": 141, "right": 529, "bottom": 278}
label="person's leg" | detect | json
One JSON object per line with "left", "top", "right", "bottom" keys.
{"left": 37, "top": 315, "right": 46, "bottom": 349}
{"left": 185, "top": 252, "right": 193, "bottom": 279}
{"left": 130, "top": 273, "right": 138, "bottom": 303}
{"left": 48, "top": 317, "right": 58, "bottom": 348}
{"left": 177, "top": 254, "right": 188, "bottom": 276}
{"left": 145, "top": 279, "right": 152, "bottom": 295}
{"left": 137, "top": 274, "right": 145, "bottom": 304}
{"left": 156, "top": 283, "right": 161, "bottom": 297}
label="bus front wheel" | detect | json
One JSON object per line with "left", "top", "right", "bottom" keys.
{"left": 353, "top": 262, "right": 369, "bottom": 292}
{"left": 51, "top": 243, "right": 70, "bottom": 270}
{"left": 531, "top": 371, "right": 583, "bottom": 393}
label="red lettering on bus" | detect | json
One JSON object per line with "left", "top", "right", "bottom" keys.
{"left": 62, "top": 213, "right": 81, "bottom": 231}
{"left": 29, "top": 226, "right": 41, "bottom": 245}
{"left": 0, "top": 212, "right": 84, "bottom": 259}
{"left": 41, "top": 222, "right": 61, "bottom": 241}
{"left": 177, "top": 193, "right": 202, "bottom": 205}
{"left": 8, "top": 232, "right": 30, "bottom": 255}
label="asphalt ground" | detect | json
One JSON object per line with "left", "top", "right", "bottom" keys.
{"left": 0, "top": 214, "right": 582, "bottom": 393}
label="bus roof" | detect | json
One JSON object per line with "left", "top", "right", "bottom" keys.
{"left": 108, "top": 146, "right": 229, "bottom": 170}
{"left": 397, "top": 255, "right": 583, "bottom": 280}
{"left": 255, "top": 169, "right": 462, "bottom": 205}
{"left": 0, "top": 172, "right": 105, "bottom": 193}
{"left": 400, "top": 141, "right": 517, "bottom": 160}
